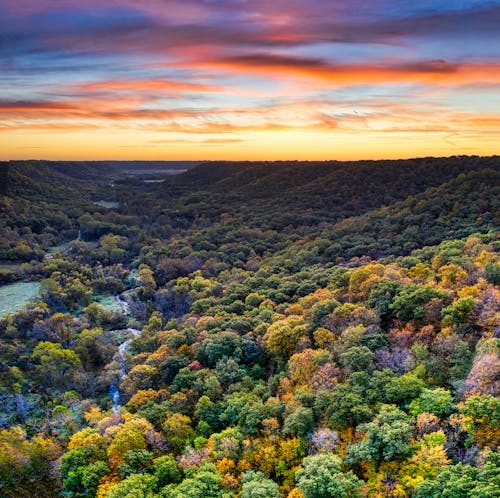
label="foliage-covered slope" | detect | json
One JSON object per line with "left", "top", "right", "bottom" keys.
{"left": 160, "top": 156, "right": 500, "bottom": 230}
{"left": 275, "top": 167, "right": 500, "bottom": 267}
{"left": 0, "top": 162, "right": 98, "bottom": 262}
{"left": 0, "top": 157, "right": 498, "bottom": 498}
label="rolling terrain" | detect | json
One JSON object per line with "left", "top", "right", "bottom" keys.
{"left": 0, "top": 157, "right": 499, "bottom": 498}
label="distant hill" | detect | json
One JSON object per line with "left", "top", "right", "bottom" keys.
{"left": 111, "top": 161, "right": 200, "bottom": 173}
{"left": 3, "top": 160, "right": 200, "bottom": 183}
{"left": 160, "top": 156, "right": 500, "bottom": 230}
{"left": 1, "top": 161, "right": 96, "bottom": 200}
{"left": 274, "top": 167, "right": 500, "bottom": 267}
{"left": 1, "top": 156, "right": 499, "bottom": 262}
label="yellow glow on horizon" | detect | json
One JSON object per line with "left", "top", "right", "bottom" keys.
{"left": 1, "top": 127, "right": 498, "bottom": 161}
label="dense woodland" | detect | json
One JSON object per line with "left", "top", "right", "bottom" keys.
{"left": 0, "top": 157, "right": 499, "bottom": 498}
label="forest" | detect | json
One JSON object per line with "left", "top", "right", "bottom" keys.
{"left": 0, "top": 157, "right": 499, "bottom": 498}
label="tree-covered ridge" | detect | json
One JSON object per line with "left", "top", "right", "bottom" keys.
{"left": 159, "top": 156, "right": 499, "bottom": 229}
{"left": 137, "top": 166, "right": 499, "bottom": 284}
{"left": 0, "top": 162, "right": 100, "bottom": 263}
{"left": 0, "top": 158, "right": 498, "bottom": 497}
{"left": 0, "top": 161, "right": 142, "bottom": 267}
{"left": 277, "top": 167, "right": 500, "bottom": 264}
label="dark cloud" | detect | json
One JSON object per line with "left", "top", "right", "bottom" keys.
{"left": 1, "top": 2, "right": 499, "bottom": 60}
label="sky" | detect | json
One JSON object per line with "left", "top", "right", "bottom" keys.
{"left": 1, "top": 0, "right": 499, "bottom": 160}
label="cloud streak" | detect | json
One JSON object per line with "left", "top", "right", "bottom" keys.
{"left": 183, "top": 55, "right": 500, "bottom": 88}
{"left": 0, "top": 0, "right": 499, "bottom": 158}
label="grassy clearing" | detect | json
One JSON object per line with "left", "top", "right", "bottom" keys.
{"left": 0, "top": 281, "right": 41, "bottom": 317}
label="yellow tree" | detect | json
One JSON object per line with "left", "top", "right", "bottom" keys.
{"left": 107, "top": 426, "right": 146, "bottom": 467}
{"left": 264, "top": 316, "right": 306, "bottom": 361}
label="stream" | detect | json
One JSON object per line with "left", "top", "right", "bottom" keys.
{"left": 47, "top": 230, "right": 137, "bottom": 412}
{"left": 109, "top": 288, "right": 142, "bottom": 412}
{"left": 110, "top": 327, "right": 141, "bottom": 413}
{"left": 0, "top": 227, "right": 141, "bottom": 412}
{"left": 115, "top": 294, "right": 130, "bottom": 315}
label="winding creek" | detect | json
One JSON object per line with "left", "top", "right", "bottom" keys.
{"left": 109, "top": 290, "right": 142, "bottom": 412}
{"left": 115, "top": 293, "right": 130, "bottom": 315}
{"left": 110, "top": 327, "right": 141, "bottom": 413}
{"left": 0, "top": 231, "right": 141, "bottom": 411}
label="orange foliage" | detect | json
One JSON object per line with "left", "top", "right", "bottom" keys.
{"left": 216, "top": 457, "right": 236, "bottom": 475}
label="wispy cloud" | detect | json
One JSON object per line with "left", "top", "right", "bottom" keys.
{"left": 0, "top": 0, "right": 499, "bottom": 158}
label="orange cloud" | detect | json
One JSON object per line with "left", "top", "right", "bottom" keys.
{"left": 79, "top": 78, "right": 223, "bottom": 94}
{"left": 182, "top": 54, "right": 500, "bottom": 88}
{"left": 0, "top": 91, "right": 498, "bottom": 144}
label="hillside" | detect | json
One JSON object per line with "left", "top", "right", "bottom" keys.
{"left": 133, "top": 161, "right": 499, "bottom": 283}
{"left": 277, "top": 167, "right": 500, "bottom": 265}
{"left": 0, "top": 162, "right": 98, "bottom": 262}
{"left": 160, "top": 156, "right": 500, "bottom": 230}
{"left": 0, "top": 157, "right": 498, "bottom": 498}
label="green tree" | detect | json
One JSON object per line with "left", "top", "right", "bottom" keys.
{"left": 441, "top": 297, "right": 476, "bottom": 326}
{"left": 196, "top": 331, "right": 242, "bottom": 368}
{"left": 367, "top": 278, "right": 403, "bottom": 321}
{"left": 162, "top": 464, "right": 230, "bottom": 498}
{"left": 80, "top": 461, "right": 110, "bottom": 497}
{"left": 153, "top": 455, "right": 182, "bottom": 487}
{"left": 296, "top": 454, "right": 364, "bottom": 498}
{"left": 328, "top": 382, "right": 374, "bottom": 429}
{"left": 31, "top": 341, "right": 81, "bottom": 389}
{"left": 340, "top": 346, "right": 375, "bottom": 374}
{"left": 413, "top": 452, "right": 500, "bottom": 498}
{"left": 208, "top": 427, "right": 244, "bottom": 461}
{"left": 240, "top": 471, "right": 280, "bottom": 498}
{"left": 347, "top": 405, "right": 412, "bottom": 466}
{"left": 221, "top": 392, "right": 278, "bottom": 435}
{"left": 106, "top": 473, "right": 157, "bottom": 498}
{"left": 485, "top": 262, "right": 500, "bottom": 285}
{"left": 283, "top": 407, "right": 315, "bottom": 438}
{"left": 409, "top": 387, "right": 454, "bottom": 418}
{"left": 391, "top": 285, "right": 448, "bottom": 322}
{"left": 118, "top": 450, "right": 153, "bottom": 479}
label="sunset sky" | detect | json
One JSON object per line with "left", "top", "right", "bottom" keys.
{"left": 1, "top": 0, "right": 499, "bottom": 160}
